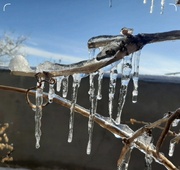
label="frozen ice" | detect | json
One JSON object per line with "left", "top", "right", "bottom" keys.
{"left": 143, "top": 0, "right": 147, "bottom": 4}
{"left": 132, "top": 50, "right": 141, "bottom": 103}
{"left": 160, "top": 0, "right": 165, "bottom": 14}
{"left": 56, "top": 76, "right": 64, "bottom": 92}
{"left": 150, "top": 0, "right": 154, "bottom": 13}
{"left": 62, "top": 76, "right": 69, "bottom": 98}
{"left": 109, "top": 0, "right": 112, "bottom": 7}
{"left": 48, "top": 80, "right": 55, "bottom": 103}
{"left": 109, "top": 66, "right": 118, "bottom": 119}
{"left": 87, "top": 73, "right": 98, "bottom": 154}
{"left": 172, "top": 119, "right": 180, "bottom": 127}
{"left": 116, "top": 55, "right": 133, "bottom": 124}
{"left": 68, "top": 74, "right": 83, "bottom": 143}
{"left": 117, "top": 149, "right": 132, "bottom": 170}
{"left": 34, "top": 80, "right": 44, "bottom": 149}
{"left": 9, "top": 55, "right": 32, "bottom": 72}
{"left": 168, "top": 140, "right": 175, "bottom": 157}
{"left": 145, "top": 154, "right": 153, "bottom": 170}
{"left": 97, "top": 69, "right": 104, "bottom": 100}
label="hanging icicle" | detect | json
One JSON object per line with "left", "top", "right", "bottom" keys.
{"left": 132, "top": 50, "right": 141, "bottom": 103}
{"left": 87, "top": 72, "right": 98, "bottom": 155}
{"left": 160, "top": 0, "right": 165, "bottom": 14}
{"left": 56, "top": 76, "right": 64, "bottom": 92}
{"left": 117, "top": 149, "right": 132, "bottom": 170}
{"left": 68, "top": 74, "right": 83, "bottom": 143}
{"left": 34, "top": 78, "right": 44, "bottom": 149}
{"left": 109, "top": 65, "right": 118, "bottom": 120}
{"left": 116, "top": 55, "right": 133, "bottom": 124}
{"left": 62, "top": 76, "right": 69, "bottom": 98}
{"left": 168, "top": 140, "right": 176, "bottom": 157}
{"left": 48, "top": 78, "right": 56, "bottom": 103}
{"left": 97, "top": 69, "right": 104, "bottom": 100}
{"left": 143, "top": 0, "right": 147, "bottom": 4}
{"left": 150, "top": 0, "right": 154, "bottom": 13}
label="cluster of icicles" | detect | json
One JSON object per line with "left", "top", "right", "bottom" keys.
{"left": 32, "top": 51, "right": 179, "bottom": 169}
{"left": 33, "top": 50, "right": 141, "bottom": 152}
{"left": 109, "top": 0, "right": 179, "bottom": 13}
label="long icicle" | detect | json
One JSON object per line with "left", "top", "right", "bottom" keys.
{"left": 87, "top": 73, "right": 97, "bottom": 155}
{"left": 97, "top": 69, "right": 104, "bottom": 100}
{"left": 150, "top": 0, "right": 154, "bottom": 13}
{"left": 132, "top": 50, "right": 141, "bottom": 103}
{"left": 68, "top": 74, "right": 82, "bottom": 143}
{"left": 116, "top": 55, "right": 133, "bottom": 125}
{"left": 35, "top": 77, "right": 44, "bottom": 149}
{"left": 62, "top": 76, "right": 69, "bottom": 98}
{"left": 160, "top": 0, "right": 165, "bottom": 14}
{"left": 109, "top": 65, "right": 118, "bottom": 120}
{"left": 117, "top": 149, "right": 132, "bottom": 170}
{"left": 56, "top": 76, "right": 64, "bottom": 92}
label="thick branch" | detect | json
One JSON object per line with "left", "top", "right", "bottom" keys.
{"left": 11, "top": 30, "right": 180, "bottom": 78}
{"left": 0, "top": 85, "right": 178, "bottom": 170}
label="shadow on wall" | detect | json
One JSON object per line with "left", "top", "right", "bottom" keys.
{"left": 0, "top": 69, "right": 179, "bottom": 170}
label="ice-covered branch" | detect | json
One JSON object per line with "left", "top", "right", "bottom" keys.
{"left": 0, "top": 85, "right": 178, "bottom": 170}
{"left": 11, "top": 30, "right": 180, "bottom": 78}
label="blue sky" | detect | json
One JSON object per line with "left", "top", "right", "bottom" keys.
{"left": 0, "top": 0, "right": 180, "bottom": 75}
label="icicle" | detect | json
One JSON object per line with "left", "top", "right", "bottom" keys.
{"left": 143, "top": 0, "right": 147, "bottom": 4}
{"left": 48, "top": 78, "right": 55, "bottom": 103}
{"left": 62, "top": 76, "right": 69, "bottom": 98}
{"left": 117, "top": 149, "right": 132, "bottom": 170}
{"left": 109, "top": 66, "right": 118, "bottom": 120}
{"left": 145, "top": 154, "right": 153, "bottom": 170}
{"left": 89, "top": 48, "right": 96, "bottom": 59}
{"left": 116, "top": 55, "right": 133, "bottom": 124}
{"left": 87, "top": 73, "right": 98, "bottom": 154}
{"left": 168, "top": 140, "right": 176, "bottom": 157}
{"left": 132, "top": 50, "right": 141, "bottom": 103}
{"left": 68, "top": 74, "right": 83, "bottom": 143}
{"left": 97, "top": 69, "right": 104, "bottom": 100}
{"left": 172, "top": 119, "right": 180, "bottom": 127}
{"left": 150, "top": 0, "right": 154, "bottom": 13}
{"left": 160, "top": 0, "right": 165, "bottom": 14}
{"left": 56, "top": 76, "right": 64, "bottom": 92}
{"left": 143, "top": 132, "right": 153, "bottom": 170}
{"left": 109, "top": 0, "right": 112, "bottom": 7}
{"left": 35, "top": 78, "right": 44, "bottom": 149}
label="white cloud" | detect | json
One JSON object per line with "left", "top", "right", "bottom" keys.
{"left": 20, "top": 45, "right": 85, "bottom": 64}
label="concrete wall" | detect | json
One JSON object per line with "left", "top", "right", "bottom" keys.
{"left": 0, "top": 69, "right": 179, "bottom": 170}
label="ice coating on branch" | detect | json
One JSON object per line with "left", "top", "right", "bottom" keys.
{"left": 161, "top": 0, "right": 165, "bottom": 14}
{"left": 62, "top": 76, "right": 69, "bottom": 98}
{"left": 117, "top": 149, "right": 132, "bottom": 170}
{"left": 97, "top": 69, "right": 104, "bottom": 100}
{"left": 172, "top": 119, "right": 180, "bottom": 127}
{"left": 56, "top": 76, "right": 64, "bottom": 92}
{"left": 9, "top": 55, "right": 32, "bottom": 72}
{"left": 168, "top": 140, "right": 176, "bottom": 157}
{"left": 35, "top": 79, "right": 44, "bottom": 149}
{"left": 150, "top": 0, "right": 154, "bottom": 13}
{"left": 116, "top": 55, "right": 132, "bottom": 124}
{"left": 48, "top": 79, "right": 55, "bottom": 103}
{"left": 87, "top": 73, "right": 98, "bottom": 154}
{"left": 68, "top": 74, "right": 83, "bottom": 143}
{"left": 109, "top": 66, "right": 118, "bottom": 119}
{"left": 132, "top": 50, "right": 141, "bottom": 103}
